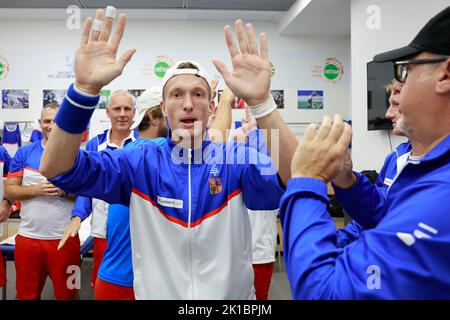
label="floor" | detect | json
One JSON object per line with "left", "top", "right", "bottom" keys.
{"left": 1, "top": 253, "right": 292, "bottom": 300}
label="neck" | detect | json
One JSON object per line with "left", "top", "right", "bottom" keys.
{"left": 173, "top": 134, "right": 204, "bottom": 150}
{"left": 110, "top": 129, "right": 131, "bottom": 146}
{"left": 42, "top": 137, "right": 48, "bottom": 146}
{"left": 410, "top": 132, "right": 449, "bottom": 156}
{"left": 139, "top": 127, "right": 160, "bottom": 139}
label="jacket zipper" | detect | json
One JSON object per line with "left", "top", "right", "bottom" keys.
{"left": 187, "top": 149, "right": 195, "bottom": 299}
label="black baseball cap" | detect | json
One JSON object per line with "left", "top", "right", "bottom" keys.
{"left": 374, "top": 6, "right": 450, "bottom": 62}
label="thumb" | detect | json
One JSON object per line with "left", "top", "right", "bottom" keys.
{"left": 118, "top": 48, "right": 137, "bottom": 71}
{"left": 212, "top": 59, "right": 231, "bottom": 82}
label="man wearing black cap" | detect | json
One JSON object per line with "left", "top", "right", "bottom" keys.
{"left": 279, "top": 7, "right": 450, "bottom": 299}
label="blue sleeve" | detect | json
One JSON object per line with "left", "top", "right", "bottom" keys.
{"left": 232, "top": 143, "right": 284, "bottom": 210}
{"left": 336, "top": 220, "right": 364, "bottom": 248}
{"left": 333, "top": 153, "right": 396, "bottom": 229}
{"left": 50, "top": 147, "right": 143, "bottom": 206}
{"left": 333, "top": 161, "right": 390, "bottom": 229}
{"left": 71, "top": 196, "right": 92, "bottom": 221}
{"left": 279, "top": 177, "right": 450, "bottom": 299}
{"left": 0, "top": 146, "right": 11, "bottom": 176}
{"left": 70, "top": 136, "right": 99, "bottom": 220}
{"left": 8, "top": 147, "right": 25, "bottom": 176}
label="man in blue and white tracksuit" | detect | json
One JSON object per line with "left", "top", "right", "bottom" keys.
{"left": 40, "top": 14, "right": 299, "bottom": 299}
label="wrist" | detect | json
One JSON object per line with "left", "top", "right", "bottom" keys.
{"left": 333, "top": 173, "right": 357, "bottom": 189}
{"left": 74, "top": 81, "right": 102, "bottom": 96}
{"left": 249, "top": 94, "right": 277, "bottom": 119}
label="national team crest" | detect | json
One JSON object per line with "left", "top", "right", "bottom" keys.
{"left": 209, "top": 177, "right": 223, "bottom": 195}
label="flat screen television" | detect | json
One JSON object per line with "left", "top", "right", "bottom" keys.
{"left": 367, "top": 61, "right": 394, "bottom": 131}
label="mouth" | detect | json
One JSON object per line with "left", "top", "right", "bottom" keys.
{"left": 180, "top": 118, "right": 197, "bottom": 128}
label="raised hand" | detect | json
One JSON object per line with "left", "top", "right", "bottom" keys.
{"left": 213, "top": 20, "right": 271, "bottom": 107}
{"left": 291, "top": 115, "right": 352, "bottom": 183}
{"left": 75, "top": 8, "right": 136, "bottom": 95}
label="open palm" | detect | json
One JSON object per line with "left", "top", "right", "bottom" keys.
{"left": 74, "top": 10, "right": 136, "bottom": 95}
{"left": 213, "top": 20, "right": 271, "bottom": 107}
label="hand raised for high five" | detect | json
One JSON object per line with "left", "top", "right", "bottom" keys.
{"left": 75, "top": 7, "right": 136, "bottom": 95}
{"left": 213, "top": 20, "right": 271, "bottom": 107}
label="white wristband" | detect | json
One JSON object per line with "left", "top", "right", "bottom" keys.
{"left": 249, "top": 94, "right": 277, "bottom": 119}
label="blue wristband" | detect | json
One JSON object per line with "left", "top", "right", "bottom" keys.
{"left": 55, "top": 83, "right": 99, "bottom": 134}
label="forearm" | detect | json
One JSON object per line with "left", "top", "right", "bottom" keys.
{"left": 41, "top": 126, "right": 83, "bottom": 179}
{"left": 279, "top": 178, "right": 338, "bottom": 299}
{"left": 209, "top": 98, "right": 232, "bottom": 143}
{"left": 256, "top": 109, "right": 298, "bottom": 186}
{"left": 4, "top": 184, "right": 38, "bottom": 200}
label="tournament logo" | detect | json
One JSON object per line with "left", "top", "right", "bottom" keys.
{"left": 154, "top": 55, "right": 174, "bottom": 78}
{"left": 209, "top": 177, "right": 223, "bottom": 195}
{"left": 0, "top": 55, "right": 10, "bottom": 80}
{"left": 323, "top": 57, "right": 344, "bottom": 83}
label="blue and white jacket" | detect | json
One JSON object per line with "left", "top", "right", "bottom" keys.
{"left": 280, "top": 136, "right": 450, "bottom": 299}
{"left": 51, "top": 89, "right": 284, "bottom": 300}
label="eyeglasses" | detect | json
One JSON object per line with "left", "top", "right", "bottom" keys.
{"left": 394, "top": 58, "right": 448, "bottom": 83}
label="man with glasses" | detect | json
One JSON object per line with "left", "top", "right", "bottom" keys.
{"left": 280, "top": 6, "right": 450, "bottom": 299}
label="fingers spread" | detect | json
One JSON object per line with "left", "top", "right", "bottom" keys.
{"left": 235, "top": 20, "right": 249, "bottom": 55}
{"left": 118, "top": 48, "right": 137, "bottom": 71}
{"left": 80, "top": 17, "right": 93, "bottom": 45}
{"left": 246, "top": 23, "right": 258, "bottom": 55}
{"left": 110, "top": 14, "right": 127, "bottom": 53}
{"left": 224, "top": 25, "right": 239, "bottom": 58}
{"left": 212, "top": 59, "right": 231, "bottom": 81}
{"left": 260, "top": 33, "right": 269, "bottom": 61}
{"left": 90, "top": 9, "right": 104, "bottom": 42}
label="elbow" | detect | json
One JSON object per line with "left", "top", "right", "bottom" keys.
{"left": 39, "top": 162, "right": 55, "bottom": 180}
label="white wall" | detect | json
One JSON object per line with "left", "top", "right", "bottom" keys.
{"left": 0, "top": 10, "right": 350, "bottom": 142}
{"left": 350, "top": 0, "right": 448, "bottom": 171}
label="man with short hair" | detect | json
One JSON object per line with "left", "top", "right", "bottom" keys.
{"left": 63, "top": 89, "right": 138, "bottom": 288}
{"left": 4, "top": 103, "right": 79, "bottom": 300}
{"left": 40, "top": 8, "right": 298, "bottom": 299}
{"left": 280, "top": 6, "right": 450, "bottom": 299}
{"left": 0, "top": 145, "right": 12, "bottom": 288}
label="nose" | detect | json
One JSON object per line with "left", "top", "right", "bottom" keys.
{"left": 183, "top": 94, "right": 194, "bottom": 112}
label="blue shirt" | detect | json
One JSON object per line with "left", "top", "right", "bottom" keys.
{"left": 98, "top": 137, "right": 166, "bottom": 287}
{"left": 280, "top": 135, "right": 450, "bottom": 299}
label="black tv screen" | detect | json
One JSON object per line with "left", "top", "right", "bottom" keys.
{"left": 367, "top": 61, "right": 394, "bottom": 131}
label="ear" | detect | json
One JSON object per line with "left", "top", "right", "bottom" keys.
{"left": 209, "top": 100, "right": 215, "bottom": 116}
{"left": 105, "top": 107, "right": 111, "bottom": 119}
{"left": 160, "top": 101, "right": 168, "bottom": 117}
{"left": 435, "top": 57, "right": 450, "bottom": 95}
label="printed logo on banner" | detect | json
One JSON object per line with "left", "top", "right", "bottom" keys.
{"left": 0, "top": 54, "right": 10, "bottom": 80}
{"left": 47, "top": 55, "right": 75, "bottom": 79}
{"left": 310, "top": 57, "right": 344, "bottom": 84}
{"left": 323, "top": 57, "right": 344, "bottom": 83}
{"left": 141, "top": 55, "right": 174, "bottom": 78}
